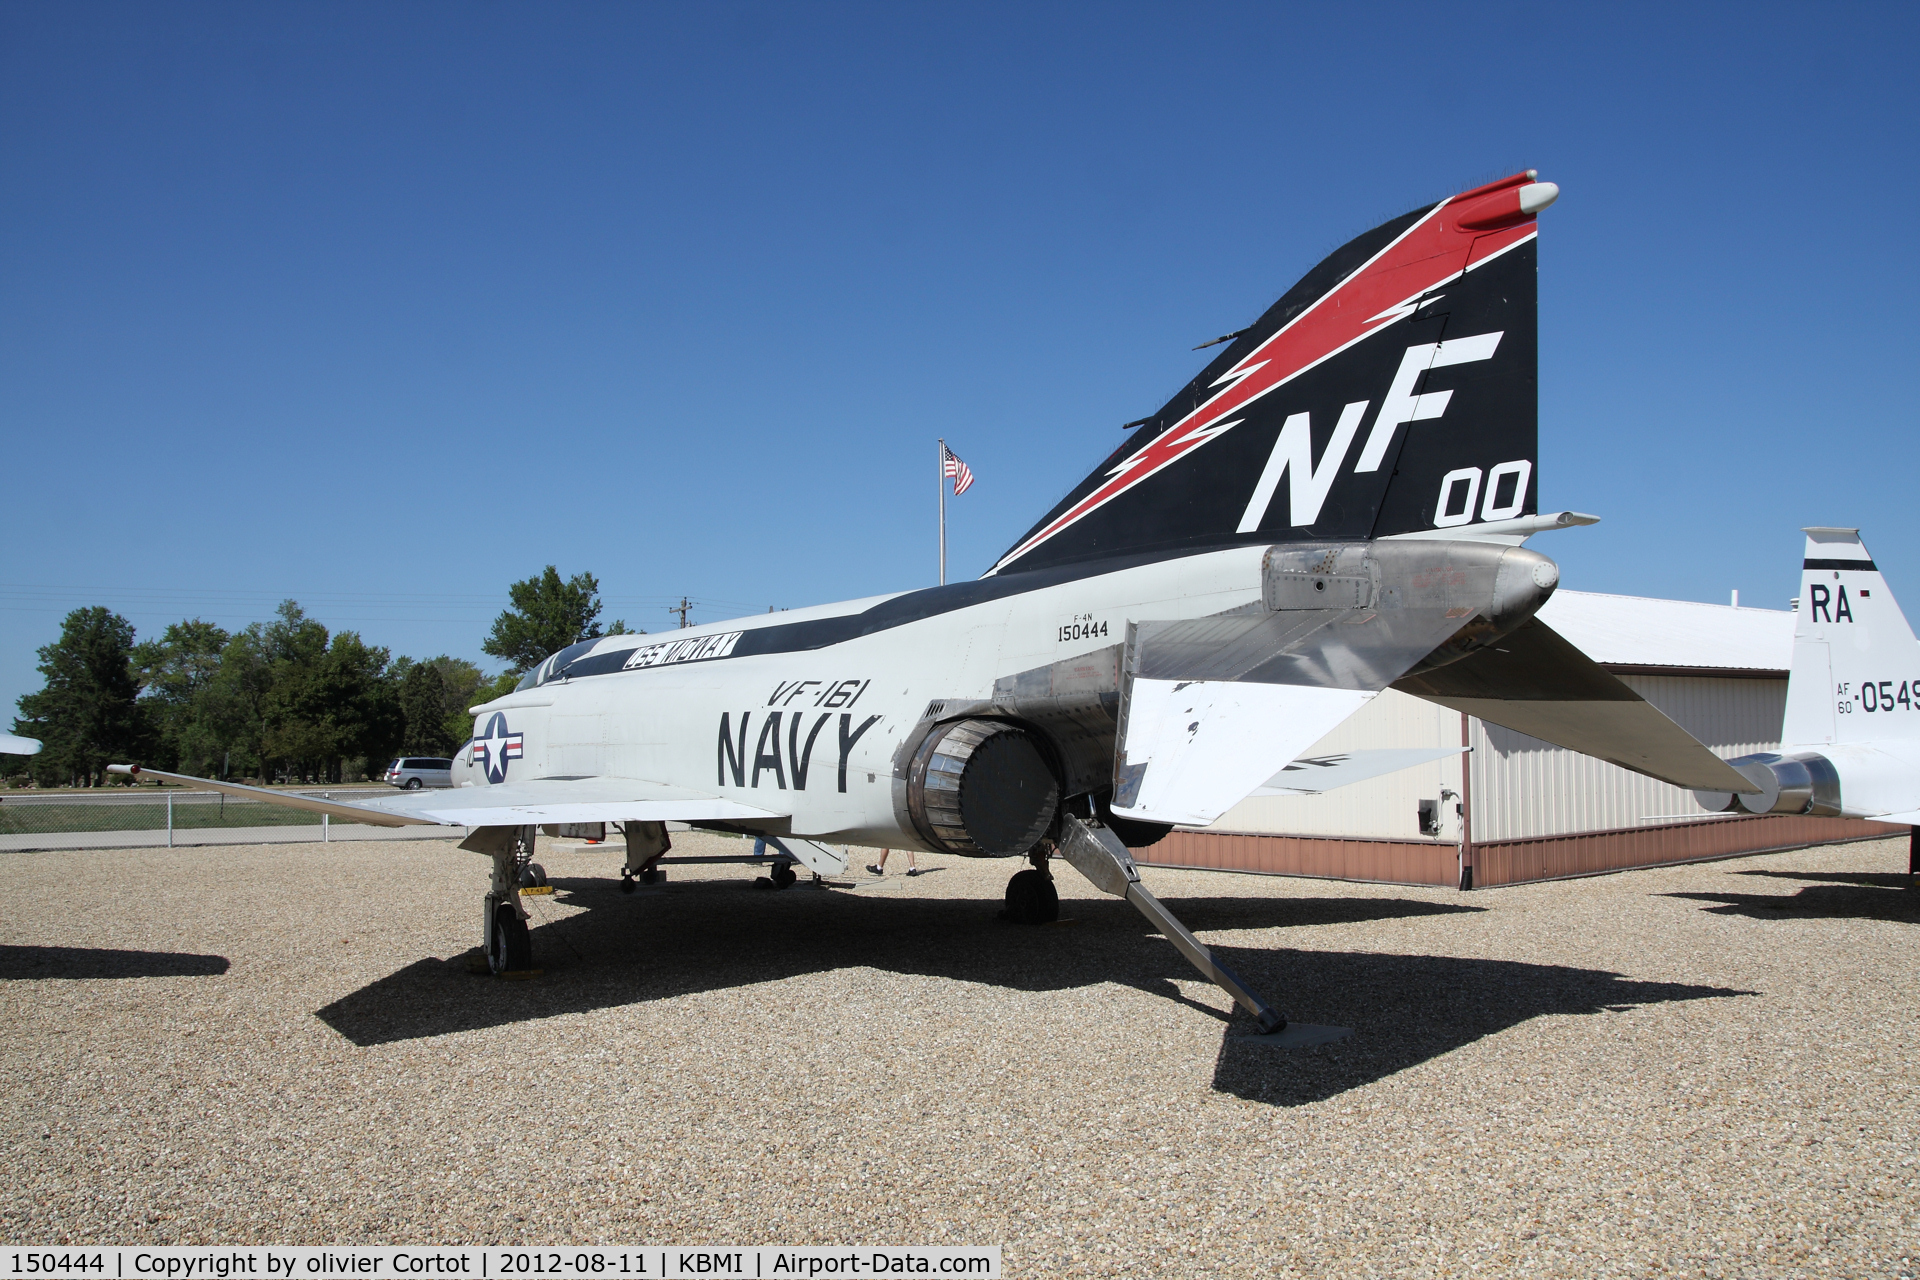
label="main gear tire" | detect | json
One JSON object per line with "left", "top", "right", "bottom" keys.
{"left": 769, "top": 863, "right": 797, "bottom": 890}
{"left": 1096, "top": 793, "right": 1172, "bottom": 849}
{"left": 487, "top": 904, "right": 532, "bottom": 974}
{"left": 1004, "top": 868, "right": 1060, "bottom": 925}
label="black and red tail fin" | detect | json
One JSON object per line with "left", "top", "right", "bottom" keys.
{"left": 990, "top": 171, "right": 1553, "bottom": 576}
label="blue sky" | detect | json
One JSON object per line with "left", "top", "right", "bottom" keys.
{"left": 4, "top": 2, "right": 1916, "bottom": 713}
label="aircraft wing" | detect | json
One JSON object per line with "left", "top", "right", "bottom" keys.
{"left": 107, "top": 764, "right": 786, "bottom": 827}
{"left": 1390, "top": 619, "right": 1758, "bottom": 793}
{"left": 1254, "top": 746, "right": 1467, "bottom": 796}
{"left": 1, "top": 733, "right": 42, "bottom": 755}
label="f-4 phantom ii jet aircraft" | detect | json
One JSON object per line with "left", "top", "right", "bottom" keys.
{"left": 1693, "top": 528, "right": 1920, "bottom": 883}
{"left": 114, "top": 170, "right": 1762, "bottom": 1034}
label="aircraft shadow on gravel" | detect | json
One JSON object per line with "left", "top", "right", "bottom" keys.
{"left": 1661, "top": 867, "right": 1920, "bottom": 924}
{"left": 0, "top": 944, "right": 231, "bottom": 980}
{"left": 1207, "top": 950, "right": 1748, "bottom": 1107}
{"left": 313, "top": 876, "right": 1745, "bottom": 1104}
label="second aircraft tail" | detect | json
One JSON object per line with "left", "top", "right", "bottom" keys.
{"left": 1783, "top": 527, "right": 1920, "bottom": 748}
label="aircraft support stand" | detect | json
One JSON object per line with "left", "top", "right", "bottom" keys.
{"left": 1056, "top": 815, "right": 1283, "bottom": 1032}
{"left": 1055, "top": 816, "right": 1352, "bottom": 1046}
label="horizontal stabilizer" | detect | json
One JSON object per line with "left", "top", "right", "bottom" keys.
{"left": 1390, "top": 620, "right": 1757, "bottom": 793}
{"left": 1255, "top": 746, "right": 1466, "bottom": 796}
{"left": 0, "top": 732, "right": 42, "bottom": 756}
{"left": 109, "top": 764, "right": 787, "bottom": 827}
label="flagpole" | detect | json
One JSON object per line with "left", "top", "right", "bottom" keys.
{"left": 937, "top": 436, "right": 947, "bottom": 585}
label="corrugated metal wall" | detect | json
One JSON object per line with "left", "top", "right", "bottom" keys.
{"left": 1137, "top": 815, "right": 1899, "bottom": 887}
{"left": 1467, "top": 674, "right": 1786, "bottom": 841}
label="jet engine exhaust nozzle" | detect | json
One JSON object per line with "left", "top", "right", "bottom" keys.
{"left": 905, "top": 718, "right": 1061, "bottom": 857}
{"left": 1692, "top": 752, "right": 1843, "bottom": 817}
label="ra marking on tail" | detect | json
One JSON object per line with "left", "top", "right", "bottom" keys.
{"left": 1785, "top": 527, "right": 1920, "bottom": 748}
{"left": 1699, "top": 527, "right": 1920, "bottom": 825}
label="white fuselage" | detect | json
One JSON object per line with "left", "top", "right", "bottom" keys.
{"left": 452, "top": 546, "right": 1272, "bottom": 850}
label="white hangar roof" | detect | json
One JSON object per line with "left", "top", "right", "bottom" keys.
{"left": 1536, "top": 590, "right": 1794, "bottom": 676}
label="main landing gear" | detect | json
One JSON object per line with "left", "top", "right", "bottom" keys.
{"left": 459, "top": 824, "right": 542, "bottom": 976}
{"left": 488, "top": 900, "right": 532, "bottom": 973}
{"left": 1003, "top": 845, "right": 1060, "bottom": 924}
{"left": 617, "top": 819, "right": 674, "bottom": 893}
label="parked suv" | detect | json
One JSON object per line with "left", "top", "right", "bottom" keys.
{"left": 384, "top": 757, "right": 454, "bottom": 789}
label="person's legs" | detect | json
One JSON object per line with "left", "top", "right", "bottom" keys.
{"left": 866, "top": 848, "right": 889, "bottom": 875}
{"left": 905, "top": 848, "right": 920, "bottom": 875}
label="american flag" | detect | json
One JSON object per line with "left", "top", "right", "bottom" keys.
{"left": 942, "top": 443, "right": 975, "bottom": 495}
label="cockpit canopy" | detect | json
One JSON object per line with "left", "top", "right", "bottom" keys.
{"left": 514, "top": 638, "right": 602, "bottom": 691}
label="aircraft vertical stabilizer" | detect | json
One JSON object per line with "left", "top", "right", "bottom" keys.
{"left": 1697, "top": 528, "right": 1920, "bottom": 825}
{"left": 1786, "top": 528, "right": 1920, "bottom": 748}
{"left": 991, "top": 172, "right": 1556, "bottom": 576}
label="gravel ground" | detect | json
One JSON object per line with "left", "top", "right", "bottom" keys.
{"left": 2, "top": 830, "right": 1916, "bottom": 1277}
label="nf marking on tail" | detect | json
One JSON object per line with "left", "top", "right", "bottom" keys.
{"left": 994, "top": 171, "right": 1547, "bottom": 575}
{"left": 1354, "top": 332, "right": 1504, "bottom": 472}
{"left": 1237, "top": 401, "right": 1369, "bottom": 532}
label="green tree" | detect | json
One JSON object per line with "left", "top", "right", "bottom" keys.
{"left": 465, "top": 670, "right": 520, "bottom": 720}
{"left": 483, "top": 566, "right": 606, "bottom": 673}
{"left": 197, "top": 622, "right": 277, "bottom": 781}
{"left": 192, "top": 601, "right": 400, "bottom": 784}
{"left": 14, "top": 607, "right": 153, "bottom": 787}
{"left": 312, "top": 629, "right": 403, "bottom": 781}
{"left": 256, "top": 602, "right": 332, "bottom": 779}
{"left": 401, "top": 661, "right": 450, "bottom": 754}
{"left": 133, "top": 618, "right": 231, "bottom": 774}
{"left": 255, "top": 604, "right": 402, "bottom": 783}
{"left": 424, "top": 655, "right": 490, "bottom": 746}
